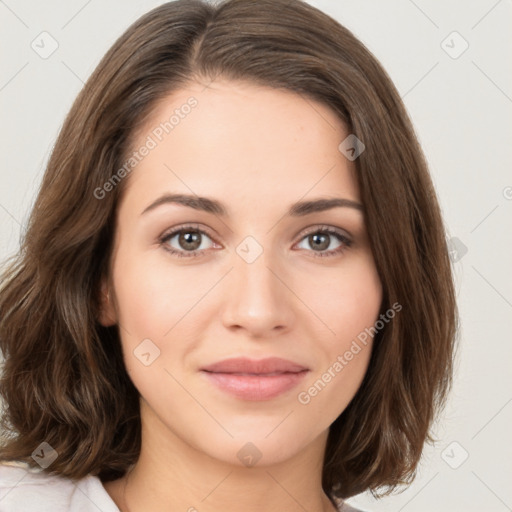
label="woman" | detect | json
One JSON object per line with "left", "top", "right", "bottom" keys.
{"left": 0, "top": 0, "right": 457, "bottom": 510}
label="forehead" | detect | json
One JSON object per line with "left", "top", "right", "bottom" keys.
{"left": 121, "top": 79, "right": 360, "bottom": 214}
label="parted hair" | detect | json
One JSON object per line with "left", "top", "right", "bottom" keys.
{"left": 0, "top": 0, "right": 457, "bottom": 500}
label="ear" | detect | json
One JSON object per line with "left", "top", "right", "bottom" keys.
{"left": 97, "top": 277, "right": 117, "bottom": 327}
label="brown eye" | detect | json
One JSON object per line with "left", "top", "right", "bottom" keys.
{"left": 160, "top": 226, "right": 217, "bottom": 258}
{"left": 177, "top": 231, "right": 202, "bottom": 251}
{"left": 295, "top": 227, "right": 352, "bottom": 258}
{"left": 307, "top": 233, "right": 330, "bottom": 251}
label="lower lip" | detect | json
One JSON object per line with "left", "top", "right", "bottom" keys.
{"left": 201, "top": 370, "right": 309, "bottom": 401}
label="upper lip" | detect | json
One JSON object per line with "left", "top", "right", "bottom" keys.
{"left": 200, "top": 357, "right": 309, "bottom": 374}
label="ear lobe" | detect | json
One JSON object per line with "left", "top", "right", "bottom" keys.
{"left": 97, "top": 278, "right": 117, "bottom": 327}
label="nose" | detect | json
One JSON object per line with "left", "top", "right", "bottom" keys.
{"left": 220, "top": 246, "right": 295, "bottom": 337}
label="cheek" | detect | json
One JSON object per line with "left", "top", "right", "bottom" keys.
{"left": 295, "top": 255, "right": 382, "bottom": 413}
{"left": 331, "top": 261, "right": 382, "bottom": 374}
{"left": 338, "top": 267, "right": 382, "bottom": 341}
{"left": 110, "top": 246, "right": 223, "bottom": 387}
{"left": 111, "top": 246, "right": 212, "bottom": 337}
{"left": 302, "top": 254, "right": 383, "bottom": 344}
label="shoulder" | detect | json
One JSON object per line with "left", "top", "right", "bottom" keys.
{"left": 0, "top": 461, "right": 120, "bottom": 511}
{"left": 334, "top": 497, "right": 369, "bottom": 512}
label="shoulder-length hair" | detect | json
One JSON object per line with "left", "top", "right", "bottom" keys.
{"left": 0, "top": 0, "right": 457, "bottom": 500}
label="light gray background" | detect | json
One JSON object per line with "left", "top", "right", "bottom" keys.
{"left": 1, "top": 1, "right": 511, "bottom": 511}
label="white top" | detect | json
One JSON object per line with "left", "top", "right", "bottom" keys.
{"left": 0, "top": 461, "right": 364, "bottom": 511}
{"left": 0, "top": 461, "right": 120, "bottom": 511}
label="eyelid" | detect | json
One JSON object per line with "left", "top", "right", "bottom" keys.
{"left": 160, "top": 223, "right": 219, "bottom": 243}
{"left": 158, "top": 223, "right": 221, "bottom": 257}
{"left": 160, "top": 223, "right": 352, "bottom": 244}
{"left": 297, "top": 223, "right": 352, "bottom": 240}
{"left": 292, "top": 224, "right": 353, "bottom": 256}
{"left": 159, "top": 223, "right": 353, "bottom": 258}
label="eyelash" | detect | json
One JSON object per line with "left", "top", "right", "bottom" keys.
{"left": 158, "top": 223, "right": 353, "bottom": 259}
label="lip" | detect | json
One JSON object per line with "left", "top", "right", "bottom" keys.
{"left": 201, "top": 357, "right": 309, "bottom": 374}
{"left": 200, "top": 357, "right": 310, "bottom": 401}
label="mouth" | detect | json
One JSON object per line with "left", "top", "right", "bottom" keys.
{"left": 207, "top": 371, "right": 302, "bottom": 376}
{"left": 200, "top": 371, "right": 309, "bottom": 401}
{"left": 200, "top": 356, "right": 309, "bottom": 374}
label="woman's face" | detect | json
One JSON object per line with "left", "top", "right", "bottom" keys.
{"left": 101, "top": 79, "right": 382, "bottom": 467}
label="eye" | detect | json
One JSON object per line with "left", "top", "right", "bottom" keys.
{"left": 159, "top": 224, "right": 353, "bottom": 259}
{"left": 159, "top": 224, "right": 219, "bottom": 258}
{"left": 295, "top": 226, "right": 352, "bottom": 258}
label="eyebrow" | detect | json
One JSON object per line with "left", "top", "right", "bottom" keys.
{"left": 140, "top": 193, "right": 364, "bottom": 217}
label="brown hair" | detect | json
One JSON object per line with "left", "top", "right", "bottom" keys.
{"left": 0, "top": 0, "right": 457, "bottom": 500}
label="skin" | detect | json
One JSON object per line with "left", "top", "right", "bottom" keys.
{"left": 99, "top": 79, "right": 382, "bottom": 512}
